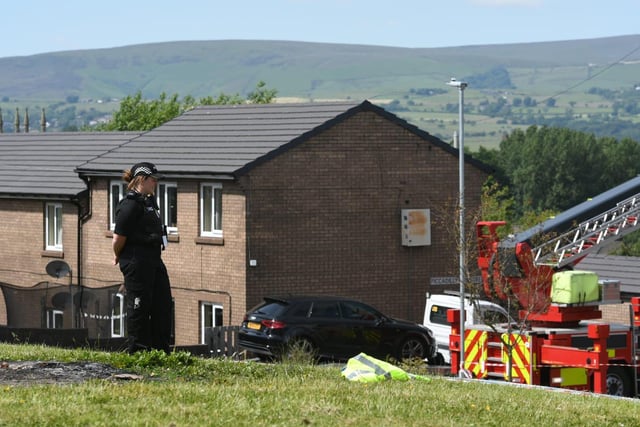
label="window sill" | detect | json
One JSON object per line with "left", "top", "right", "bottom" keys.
{"left": 42, "top": 250, "right": 64, "bottom": 258}
{"left": 195, "top": 236, "right": 224, "bottom": 246}
{"left": 105, "top": 230, "right": 180, "bottom": 243}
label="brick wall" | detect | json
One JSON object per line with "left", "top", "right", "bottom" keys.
{"left": 242, "top": 110, "right": 488, "bottom": 323}
{"left": 600, "top": 302, "right": 633, "bottom": 325}
{"left": 0, "top": 199, "right": 78, "bottom": 325}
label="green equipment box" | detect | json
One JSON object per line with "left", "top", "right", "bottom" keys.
{"left": 550, "top": 271, "right": 599, "bottom": 304}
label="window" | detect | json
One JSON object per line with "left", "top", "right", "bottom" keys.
{"left": 46, "top": 309, "right": 63, "bottom": 329}
{"left": 109, "top": 180, "right": 127, "bottom": 230}
{"left": 111, "top": 292, "right": 125, "bottom": 337}
{"left": 45, "top": 203, "right": 63, "bottom": 250}
{"left": 200, "top": 183, "right": 222, "bottom": 237}
{"left": 310, "top": 302, "right": 339, "bottom": 319}
{"left": 288, "top": 302, "right": 312, "bottom": 318}
{"left": 158, "top": 182, "right": 178, "bottom": 234}
{"left": 476, "top": 308, "right": 510, "bottom": 325}
{"left": 200, "top": 302, "right": 224, "bottom": 344}
{"left": 339, "top": 301, "right": 378, "bottom": 321}
{"left": 429, "top": 305, "right": 451, "bottom": 326}
{"left": 110, "top": 180, "right": 179, "bottom": 233}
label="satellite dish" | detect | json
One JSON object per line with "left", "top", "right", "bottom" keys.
{"left": 45, "top": 260, "right": 71, "bottom": 279}
{"left": 51, "top": 291, "right": 71, "bottom": 309}
{"left": 74, "top": 289, "right": 94, "bottom": 308}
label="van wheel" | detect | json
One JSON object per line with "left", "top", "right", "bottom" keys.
{"left": 431, "top": 353, "right": 446, "bottom": 366}
{"left": 607, "top": 366, "right": 633, "bottom": 397}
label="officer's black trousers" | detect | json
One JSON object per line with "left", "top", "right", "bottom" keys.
{"left": 120, "top": 252, "right": 172, "bottom": 354}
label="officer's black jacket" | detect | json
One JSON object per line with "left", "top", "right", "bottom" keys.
{"left": 114, "top": 191, "right": 164, "bottom": 257}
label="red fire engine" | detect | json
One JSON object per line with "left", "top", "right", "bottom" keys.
{"left": 448, "top": 176, "right": 640, "bottom": 397}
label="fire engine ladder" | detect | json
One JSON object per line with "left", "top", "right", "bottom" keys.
{"left": 532, "top": 193, "right": 640, "bottom": 268}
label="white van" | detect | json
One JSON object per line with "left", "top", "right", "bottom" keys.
{"left": 423, "top": 292, "right": 512, "bottom": 365}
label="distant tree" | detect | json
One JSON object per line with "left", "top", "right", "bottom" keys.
{"left": 247, "top": 80, "right": 278, "bottom": 104}
{"left": 95, "top": 81, "right": 277, "bottom": 131}
{"left": 409, "top": 88, "right": 447, "bottom": 97}
{"left": 479, "top": 125, "right": 640, "bottom": 218}
{"left": 466, "top": 66, "right": 515, "bottom": 89}
{"left": 66, "top": 95, "right": 79, "bottom": 103}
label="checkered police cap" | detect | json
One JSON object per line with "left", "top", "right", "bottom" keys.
{"left": 131, "top": 162, "right": 163, "bottom": 179}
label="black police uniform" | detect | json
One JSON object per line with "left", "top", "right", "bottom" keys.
{"left": 114, "top": 190, "right": 172, "bottom": 354}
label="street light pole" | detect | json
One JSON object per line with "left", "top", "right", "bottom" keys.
{"left": 446, "top": 77, "right": 468, "bottom": 376}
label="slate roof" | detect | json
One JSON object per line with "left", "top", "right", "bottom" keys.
{"left": 0, "top": 101, "right": 490, "bottom": 198}
{"left": 76, "top": 101, "right": 489, "bottom": 179}
{"left": 0, "top": 132, "right": 141, "bottom": 198}
{"left": 577, "top": 254, "right": 640, "bottom": 296}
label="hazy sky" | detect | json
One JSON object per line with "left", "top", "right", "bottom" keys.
{"left": 1, "top": 0, "right": 638, "bottom": 58}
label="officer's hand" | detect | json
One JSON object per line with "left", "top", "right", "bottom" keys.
{"left": 113, "top": 255, "right": 120, "bottom": 265}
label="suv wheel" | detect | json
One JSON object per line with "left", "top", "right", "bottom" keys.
{"left": 399, "top": 337, "right": 427, "bottom": 361}
{"left": 283, "top": 337, "right": 317, "bottom": 362}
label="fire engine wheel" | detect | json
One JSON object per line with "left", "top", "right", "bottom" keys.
{"left": 606, "top": 366, "right": 633, "bottom": 397}
{"left": 398, "top": 336, "right": 428, "bottom": 361}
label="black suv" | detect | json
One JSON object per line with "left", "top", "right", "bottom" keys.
{"left": 239, "top": 295, "right": 438, "bottom": 363}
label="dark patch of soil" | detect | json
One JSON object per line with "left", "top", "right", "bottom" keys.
{"left": 0, "top": 361, "right": 142, "bottom": 386}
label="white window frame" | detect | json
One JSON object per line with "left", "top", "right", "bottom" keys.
{"left": 157, "top": 182, "right": 178, "bottom": 234}
{"left": 46, "top": 309, "right": 64, "bottom": 329}
{"left": 200, "top": 183, "right": 223, "bottom": 238}
{"left": 109, "top": 180, "right": 127, "bottom": 231}
{"left": 200, "top": 302, "right": 224, "bottom": 344}
{"left": 45, "top": 202, "right": 63, "bottom": 251}
{"left": 111, "top": 292, "right": 125, "bottom": 338}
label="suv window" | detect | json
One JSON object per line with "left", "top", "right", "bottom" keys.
{"left": 253, "top": 300, "right": 287, "bottom": 317}
{"left": 340, "top": 301, "right": 378, "bottom": 321}
{"left": 310, "top": 301, "right": 339, "bottom": 318}
{"left": 287, "top": 302, "right": 312, "bottom": 318}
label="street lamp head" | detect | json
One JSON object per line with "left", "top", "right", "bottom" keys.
{"left": 446, "top": 78, "right": 468, "bottom": 89}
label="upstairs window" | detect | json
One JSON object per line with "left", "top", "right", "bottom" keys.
{"left": 109, "top": 180, "right": 127, "bottom": 230}
{"left": 110, "top": 180, "right": 178, "bottom": 233}
{"left": 158, "top": 182, "right": 178, "bottom": 234}
{"left": 200, "top": 183, "right": 222, "bottom": 237}
{"left": 45, "top": 203, "right": 63, "bottom": 251}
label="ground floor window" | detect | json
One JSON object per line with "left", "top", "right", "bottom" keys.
{"left": 200, "top": 302, "right": 223, "bottom": 344}
{"left": 111, "top": 292, "right": 125, "bottom": 337}
{"left": 46, "top": 309, "right": 63, "bottom": 329}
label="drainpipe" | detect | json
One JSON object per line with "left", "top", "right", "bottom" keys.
{"left": 71, "top": 188, "right": 92, "bottom": 328}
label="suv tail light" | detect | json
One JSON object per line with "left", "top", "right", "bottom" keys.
{"left": 262, "top": 319, "right": 286, "bottom": 329}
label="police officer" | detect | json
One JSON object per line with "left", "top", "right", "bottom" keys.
{"left": 112, "top": 162, "right": 172, "bottom": 354}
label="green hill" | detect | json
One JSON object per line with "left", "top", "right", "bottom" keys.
{"left": 1, "top": 36, "right": 640, "bottom": 148}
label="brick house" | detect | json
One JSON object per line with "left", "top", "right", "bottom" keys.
{"left": 0, "top": 132, "right": 141, "bottom": 332}
{"left": 1, "top": 101, "right": 491, "bottom": 346}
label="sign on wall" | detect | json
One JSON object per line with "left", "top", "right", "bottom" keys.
{"left": 401, "top": 209, "right": 431, "bottom": 246}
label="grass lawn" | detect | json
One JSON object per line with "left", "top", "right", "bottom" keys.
{"left": 0, "top": 343, "right": 638, "bottom": 426}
